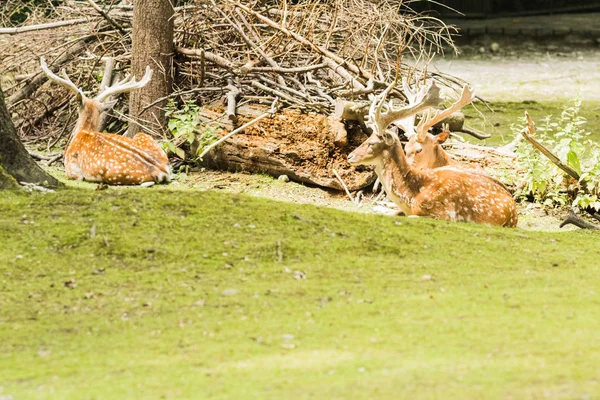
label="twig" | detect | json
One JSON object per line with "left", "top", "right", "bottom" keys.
{"left": 141, "top": 87, "right": 225, "bottom": 112}
{"left": 28, "top": 151, "right": 62, "bottom": 161}
{"left": 248, "top": 63, "right": 327, "bottom": 74}
{"left": 332, "top": 168, "right": 356, "bottom": 204}
{"left": 176, "top": 46, "right": 234, "bottom": 69}
{"left": 198, "top": 98, "right": 279, "bottom": 159}
{"left": 251, "top": 81, "right": 303, "bottom": 107}
{"left": 0, "top": 18, "right": 92, "bottom": 35}
{"left": 85, "top": 0, "right": 127, "bottom": 35}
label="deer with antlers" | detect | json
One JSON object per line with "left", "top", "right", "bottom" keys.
{"left": 347, "top": 81, "right": 518, "bottom": 227}
{"left": 40, "top": 58, "right": 171, "bottom": 185}
{"left": 403, "top": 84, "right": 485, "bottom": 172}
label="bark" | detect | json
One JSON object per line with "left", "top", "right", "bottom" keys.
{"left": 0, "top": 166, "right": 19, "bottom": 189}
{"left": 128, "top": 0, "right": 174, "bottom": 137}
{"left": 0, "top": 85, "right": 61, "bottom": 188}
{"left": 193, "top": 105, "right": 375, "bottom": 191}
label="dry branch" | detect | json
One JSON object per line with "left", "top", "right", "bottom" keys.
{"left": 520, "top": 112, "right": 582, "bottom": 183}
{"left": 0, "top": 18, "right": 92, "bottom": 35}
{"left": 7, "top": 36, "right": 96, "bottom": 108}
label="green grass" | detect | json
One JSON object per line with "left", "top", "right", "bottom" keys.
{"left": 464, "top": 100, "right": 600, "bottom": 145}
{"left": 1, "top": 187, "right": 600, "bottom": 399}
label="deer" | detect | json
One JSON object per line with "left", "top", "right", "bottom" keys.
{"left": 347, "top": 81, "right": 518, "bottom": 227}
{"left": 403, "top": 84, "right": 483, "bottom": 171}
{"left": 40, "top": 57, "right": 171, "bottom": 185}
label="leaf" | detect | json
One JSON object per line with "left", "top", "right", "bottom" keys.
{"left": 567, "top": 150, "right": 582, "bottom": 175}
{"left": 175, "top": 147, "right": 186, "bottom": 160}
{"left": 187, "top": 132, "right": 196, "bottom": 144}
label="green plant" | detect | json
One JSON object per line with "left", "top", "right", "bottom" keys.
{"left": 506, "top": 100, "right": 600, "bottom": 211}
{"left": 164, "top": 99, "right": 218, "bottom": 160}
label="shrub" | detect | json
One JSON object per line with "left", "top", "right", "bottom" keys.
{"left": 505, "top": 100, "right": 600, "bottom": 211}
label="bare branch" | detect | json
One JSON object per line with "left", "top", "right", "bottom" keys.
{"left": 0, "top": 18, "right": 92, "bottom": 35}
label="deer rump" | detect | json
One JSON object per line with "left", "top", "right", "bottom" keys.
{"left": 411, "top": 167, "right": 518, "bottom": 227}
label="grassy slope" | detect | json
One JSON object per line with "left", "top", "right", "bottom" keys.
{"left": 1, "top": 188, "right": 600, "bottom": 400}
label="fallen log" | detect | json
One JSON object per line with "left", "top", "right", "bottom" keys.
{"left": 192, "top": 104, "right": 375, "bottom": 191}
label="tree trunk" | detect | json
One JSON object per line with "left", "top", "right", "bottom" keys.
{"left": 0, "top": 84, "right": 61, "bottom": 188}
{"left": 128, "top": 0, "right": 174, "bottom": 137}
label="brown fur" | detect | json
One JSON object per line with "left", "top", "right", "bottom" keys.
{"left": 348, "top": 133, "right": 518, "bottom": 227}
{"left": 62, "top": 94, "right": 170, "bottom": 185}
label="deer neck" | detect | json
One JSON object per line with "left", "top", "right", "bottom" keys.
{"left": 434, "top": 145, "right": 455, "bottom": 168}
{"left": 376, "top": 141, "right": 426, "bottom": 213}
{"left": 70, "top": 99, "right": 102, "bottom": 144}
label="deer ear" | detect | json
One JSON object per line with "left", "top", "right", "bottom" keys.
{"left": 75, "top": 92, "right": 84, "bottom": 106}
{"left": 435, "top": 130, "right": 450, "bottom": 144}
{"left": 382, "top": 132, "right": 395, "bottom": 146}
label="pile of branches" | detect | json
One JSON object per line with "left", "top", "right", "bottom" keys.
{"left": 0, "top": 0, "right": 462, "bottom": 143}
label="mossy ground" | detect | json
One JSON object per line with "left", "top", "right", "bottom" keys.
{"left": 2, "top": 187, "right": 600, "bottom": 399}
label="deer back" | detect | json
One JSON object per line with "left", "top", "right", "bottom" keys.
{"left": 412, "top": 167, "right": 518, "bottom": 227}
{"left": 65, "top": 130, "right": 171, "bottom": 184}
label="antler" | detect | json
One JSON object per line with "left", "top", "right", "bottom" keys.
{"left": 393, "top": 78, "right": 436, "bottom": 137}
{"left": 367, "top": 79, "right": 443, "bottom": 137}
{"left": 40, "top": 57, "right": 86, "bottom": 102}
{"left": 416, "top": 85, "right": 474, "bottom": 142}
{"left": 94, "top": 66, "right": 153, "bottom": 103}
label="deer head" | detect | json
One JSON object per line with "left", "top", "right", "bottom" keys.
{"left": 405, "top": 123, "right": 451, "bottom": 169}
{"left": 40, "top": 57, "right": 152, "bottom": 135}
{"left": 404, "top": 85, "right": 474, "bottom": 169}
{"left": 348, "top": 80, "right": 443, "bottom": 167}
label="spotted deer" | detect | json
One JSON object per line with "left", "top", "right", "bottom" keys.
{"left": 347, "top": 81, "right": 517, "bottom": 227}
{"left": 40, "top": 58, "right": 171, "bottom": 185}
{"left": 404, "top": 84, "right": 481, "bottom": 171}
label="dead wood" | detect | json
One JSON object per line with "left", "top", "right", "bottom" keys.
{"left": 0, "top": 0, "right": 461, "bottom": 191}
{"left": 7, "top": 36, "right": 95, "bottom": 108}
{"left": 560, "top": 211, "right": 600, "bottom": 230}
{"left": 193, "top": 104, "right": 374, "bottom": 191}
{"left": 0, "top": 18, "right": 92, "bottom": 35}
{"left": 520, "top": 112, "right": 582, "bottom": 184}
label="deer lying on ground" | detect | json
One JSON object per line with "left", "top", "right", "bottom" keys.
{"left": 40, "top": 58, "right": 171, "bottom": 185}
{"left": 347, "top": 81, "right": 518, "bottom": 227}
